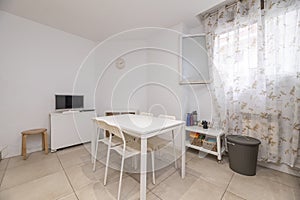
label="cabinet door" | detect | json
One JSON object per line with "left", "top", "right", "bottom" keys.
{"left": 50, "top": 111, "right": 95, "bottom": 150}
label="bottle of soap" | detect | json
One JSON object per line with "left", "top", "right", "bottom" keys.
{"left": 186, "top": 113, "right": 191, "bottom": 126}
{"left": 192, "top": 111, "right": 197, "bottom": 126}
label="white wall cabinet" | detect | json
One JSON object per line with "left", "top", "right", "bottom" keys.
{"left": 50, "top": 110, "right": 96, "bottom": 151}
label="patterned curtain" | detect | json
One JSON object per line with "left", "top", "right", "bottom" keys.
{"left": 203, "top": 0, "right": 300, "bottom": 166}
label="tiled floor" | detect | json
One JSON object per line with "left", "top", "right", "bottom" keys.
{"left": 0, "top": 144, "right": 299, "bottom": 200}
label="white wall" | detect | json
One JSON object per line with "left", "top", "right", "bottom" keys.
{"left": 145, "top": 23, "right": 213, "bottom": 121}
{"left": 0, "top": 11, "right": 213, "bottom": 157}
{"left": 94, "top": 39, "right": 149, "bottom": 116}
{"left": 0, "top": 11, "right": 96, "bottom": 157}
{"left": 145, "top": 25, "right": 183, "bottom": 120}
{"left": 144, "top": 23, "right": 213, "bottom": 147}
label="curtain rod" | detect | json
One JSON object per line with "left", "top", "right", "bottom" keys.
{"left": 209, "top": 2, "right": 237, "bottom": 16}
{"left": 199, "top": 0, "right": 264, "bottom": 18}
{"left": 199, "top": 0, "right": 238, "bottom": 18}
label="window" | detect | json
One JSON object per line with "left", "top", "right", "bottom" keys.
{"left": 264, "top": 9, "right": 299, "bottom": 76}
{"left": 214, "top": 9, "right": 299, "bottom": 85}
{"left": 213, "top": 23, "right": 258, "bottom": 87}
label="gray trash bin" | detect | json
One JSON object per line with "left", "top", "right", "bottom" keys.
{"left": 226, "top": 135, "right": 261, "bottom": 176}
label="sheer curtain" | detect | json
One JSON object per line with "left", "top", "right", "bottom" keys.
{"left": 204, "top": 0, "right": 300, "bottom": 166}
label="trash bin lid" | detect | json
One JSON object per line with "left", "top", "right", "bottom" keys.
{"left": 227, "top": 135, "right": 261, "bottom": 146}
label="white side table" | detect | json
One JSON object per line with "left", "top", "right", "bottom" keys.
{"left": 185, "top": 126, "right": 225, "bottom": 161}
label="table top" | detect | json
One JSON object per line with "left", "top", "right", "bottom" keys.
{"left": 94, "top": 114, "right": 185, "bottom": 138}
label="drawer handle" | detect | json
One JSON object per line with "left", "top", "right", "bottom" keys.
{"left": 227, "top": 142, "right": 235, "bottom": 146}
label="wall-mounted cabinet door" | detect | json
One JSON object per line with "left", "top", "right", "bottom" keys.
{"left": 180, "top": 34, "right": 210, "bottom": 84}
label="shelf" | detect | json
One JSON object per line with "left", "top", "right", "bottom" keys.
{"left": 185, "top": 126, "right": 224, "bottom": 137}
{"left": 185, "top": 126, "right": 226, "bottom": 161}
{"left": 186, "top": 141, "right": 225, "bottom": 155}
{"left": 186, "top": 142, "right": 218, "bottom": 156}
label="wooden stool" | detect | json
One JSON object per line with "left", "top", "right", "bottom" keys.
{"left": 21, "top": 128, "right": 48, "bottom": 160}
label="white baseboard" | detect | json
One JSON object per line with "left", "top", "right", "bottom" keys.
{"left": 258, "top": 161, "right": 300, "bottom": 177}
{"left": 0, "top": 145, "right": 8, "bottom": 160}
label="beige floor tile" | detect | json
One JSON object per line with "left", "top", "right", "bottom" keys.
{"left": 7, "top": 151, "right": 56, "bottom": 169}
{"left": 222, "top": 191, "right": 245, "bottom": 200}
{"left": 65, "top": 161, "right": 98, "bottom": 191}
{"left": 146, "top": 191, "right": 161, "bottom": 200}
{"left": 2, "top": 144, "right": 299, "bottom": 200}
{"left": 0, "top": 170, "right": 4, "bottom": 184}
{"left": 66, "top": 152, "right": 129, "bottom": 191}
{"left": 94, "top": 165, "right": 129, "bottom": 186}
{"left": 0, "top": 158, "right": 9, "bottom": 171}
{"left": 96, "top": 149, "right": 125, "bottom": 169}
{"left": 227, "top": 173, "right": 298, "bottom": 200}
{"left": 180, "top": 177, "right": 225, "bottom": 200}
{"left": 155, "top": 146, "right": 199, "bottom": 168}
{"left": 82, "top": 142, "right": 92, "bottom": 152}
{"left": 155, "top": 146, "right": 180, "bottom": 161}
{"left": 149, "top": 164, "right": 177, "bottom": 190}
{"left": 256, "top": 166, "right": 300, "bottom": 188}
{"left": 293, "top": 187, "right": 300, "bottom": 199}
{"left": 76, "top": 176, "right": 145, "bottom": 200}
{"left": 57, "top": 146, "right": 91, "bottom": 169}
{"left": 96, "top": 148, "right": 161, "bottom": 174}
{"left": 85, "top": 144, "right": 177, "bottom": 191}
{"left": 186, "top": 148, "right": 201, "bottom": 162}
{"left": 65, "top": 161, "right": 118, "bottom": 190}
{"left": 0, "top": 155, "right": 62, "bottom": 190}
{"left": 105, "top": 176, "right": 140, "bottom": 200}
{"left": 76, "top": 181, "right": 115, "bottom": 200}
{"left": 128, "top": 162, "right": 177, "bottom": 190}
{"left": 0, "top": 171, "right": 73, "bottom": 200}
{"left": 57, "top": 193, "right": 78, "bottom": 200}
{"left": 151, "top": 171, "right": 198, "bottom": 200}
{"left": 186, "top": 155, "right": 233, "bottom": 190}
{"left": 97, "top": 146, "right": 178, "bottom": 190}
{"left": 56, "top": 144, "right": 87, "bottom": 155}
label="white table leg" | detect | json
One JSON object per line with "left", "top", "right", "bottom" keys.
{"left": 181, "top": 125, "right": 186, "bottom": 178}
{"left": 140, "top": 137, "right": 147, "bottom": 200}
{"left": 91, "top": 120, "right": 97, "bottom": 163}
{"left": 217, "top": 135, "right": 221, "bottom": 161}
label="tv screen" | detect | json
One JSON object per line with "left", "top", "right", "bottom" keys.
{"left": 55, "top": 95, "right": 84, "bottom": 110}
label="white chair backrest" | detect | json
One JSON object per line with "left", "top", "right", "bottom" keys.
{"left": 158, "top": 114, "right": 176, "bottom": 120}
{"left": 96, "top": 120, "right": 125, "bottom": 141}
{"left": 140, "top": 112, "right": 154, "bottom": 117}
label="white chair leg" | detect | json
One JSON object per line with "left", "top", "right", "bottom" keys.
{"left": 93, "top": 129, "right": 100, "bottom": 171}
{"left": 117, "top": 150, "right": 126, "bottom": 200}
{"left": 151, "top": 151, "right": 156, "bottom": 185}
{"left": 131, "top": 156, "right": 135, "bottom": 169}
{"left": 134, "top": 155, "right": 138, "bottom": 170}
{"left": 172, "top": 131, "right": 177, "bottom": 169}
{"left": 104, "top": 136, "right": 112, "bottom": 186}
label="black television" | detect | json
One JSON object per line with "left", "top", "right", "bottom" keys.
{"left": 55, "top": 94, "right": 84, "bottom": 110}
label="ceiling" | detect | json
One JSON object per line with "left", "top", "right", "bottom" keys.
{"left": 0, "top": 0, "right": 225, "bottom": 42}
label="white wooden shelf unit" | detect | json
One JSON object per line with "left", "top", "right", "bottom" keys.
{"left": 185, "top": 126, "right": 225, "bottom": 161}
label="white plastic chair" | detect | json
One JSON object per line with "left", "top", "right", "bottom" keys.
{"left": 93, "top": 126, "right": 136, "bottom": 171}
{"left": 94, "top": 120, "right": 155, "bottom": 200}
{"left": 147, "top": 114, "right": 177, "bottom": 184}
{"left": 93, "top": 127, "right": 123, "bottom": 171}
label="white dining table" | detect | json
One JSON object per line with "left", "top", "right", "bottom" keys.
{"left": 91, "top": 114, "right": 186, "bottom": 200}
